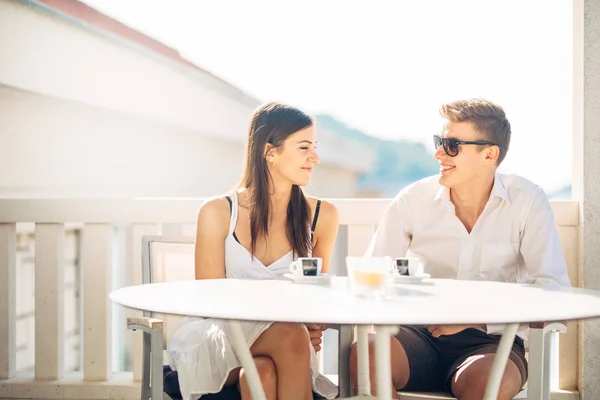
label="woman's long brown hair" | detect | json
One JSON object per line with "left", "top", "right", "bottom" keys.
{"left": 238, "top": 102, "right": 313, "bottom": 259}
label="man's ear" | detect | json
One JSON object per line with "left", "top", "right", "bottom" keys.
{"left": 484, "top": 145, "right": 500, "bottom": 165}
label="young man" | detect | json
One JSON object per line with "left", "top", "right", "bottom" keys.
{"left": 350, "top": 99, "right": 571, "bottom": 399}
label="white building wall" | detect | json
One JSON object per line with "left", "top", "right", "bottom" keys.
{"left": 0, "top": 86, "right": 247, "bottom": 198}
{"left": 0, "top": 0, "right": 257, "bottom": 145}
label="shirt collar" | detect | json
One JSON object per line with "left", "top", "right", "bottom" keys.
{"left": 490, "top": 174, "right": 510, "bottom": 204}
{"left": 433, "top": 185, "right": 449, "bottom": 203}
{"left": 433, "top": 174, "right": 511, "bottom": 205}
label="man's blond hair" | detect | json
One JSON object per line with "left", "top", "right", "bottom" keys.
{"left": 440, "top": 98, "right": 511, "bottom": 165}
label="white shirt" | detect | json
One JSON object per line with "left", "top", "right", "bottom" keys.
{"left": 366, "top": 173, "right": 571, "bottom": 334}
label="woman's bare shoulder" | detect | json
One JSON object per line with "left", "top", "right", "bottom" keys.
{"left": 196, "top": 196, "right": 231, "bottom": 236}
{"left": 305, "top": 197, "right": 339, "bottom": 224}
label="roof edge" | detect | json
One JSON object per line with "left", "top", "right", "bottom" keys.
{"left": 18, "top": 0, "right": 261, "bottom": 107}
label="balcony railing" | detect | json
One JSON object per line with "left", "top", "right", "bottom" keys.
{"left": 0, "top": 198, "right": 581, "bottom": 399}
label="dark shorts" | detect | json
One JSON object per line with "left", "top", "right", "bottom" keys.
{"left": 395, "top": 326, "right": 528, "bottom": 396}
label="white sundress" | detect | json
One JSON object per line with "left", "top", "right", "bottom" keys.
{"left": 166, "top": 192, "right": 338, "bottom": 400}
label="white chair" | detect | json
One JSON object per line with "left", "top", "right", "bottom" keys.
{"left": 127, "top": 235, "right": 353, "bottom": 400}
{"left": 127, "top": 235, "right": 195, "bottom": 400}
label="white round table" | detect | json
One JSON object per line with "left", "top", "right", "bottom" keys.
{"left": 110, "top": 278, "right": 600, "bottom": 400}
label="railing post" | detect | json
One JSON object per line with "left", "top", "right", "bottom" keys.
{"left": 82, "top": 224, "right": 114, "bottom": 381}
{"left": 0, "top": 223, "right": 16, "bottom": 379}
{"left": 34, "top": 223, "right": 65, "bottom": 380}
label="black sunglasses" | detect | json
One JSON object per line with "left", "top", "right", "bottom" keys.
{"left": 433, "top": 134, "right": 500, "bottom": 157}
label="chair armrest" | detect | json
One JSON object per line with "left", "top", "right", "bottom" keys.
{"left": 529, "top": 321, "right": 567, "bottom": 334}
{"left": 127, "top": 317, "right": 164, "bottom": 400}
{"left": 127, "top": 317, "right": 163, "bottom": 332}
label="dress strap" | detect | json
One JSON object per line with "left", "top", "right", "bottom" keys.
{"left": 311, "top": 200, "right": 321, "bottom": 233}
{"left": 225, "top": 192, "right": 239, "bottom": 237}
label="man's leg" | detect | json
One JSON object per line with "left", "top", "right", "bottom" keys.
{"left": 349, "top": 326, "right": 443, "bottom": 398}
{"left": 450, "top": 355, "right": 523, "bottom": 400}
{"left": 441, "top": 329, "right": 528, "bottom": 400}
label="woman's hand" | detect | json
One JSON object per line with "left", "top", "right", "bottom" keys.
{"left": 305, "top": 324, "right": 329, "bottom": 352}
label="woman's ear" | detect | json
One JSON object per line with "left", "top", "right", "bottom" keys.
{"left": 264, "top": 143, "right": 276, "bottom": 163}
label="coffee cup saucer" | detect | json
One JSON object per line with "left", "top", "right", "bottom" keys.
{"left": 283, "top": 273, "right": 332, "bottom": 285}
{"left": 389, "top": 273, "right": 431, "bottom": 285}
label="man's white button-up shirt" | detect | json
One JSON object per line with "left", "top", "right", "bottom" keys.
{"left": 366, "top": 173, "right": 571, "bottom": 334}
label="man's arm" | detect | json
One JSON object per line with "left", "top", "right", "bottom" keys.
{"left": 519, "top": 189, "right": 571, "bottom": 287}
{"left": 486, "top": 189, "right": 571, "bottom": 335}
{"left": 365, "top": 194, "right": 412, "bottom": 258}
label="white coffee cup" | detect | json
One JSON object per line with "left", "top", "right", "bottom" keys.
{"left": 289, "top": 257, "right": 322, "bottom": 277}
{"left": 394, "top": 257, "right": 423, "bottom": 276}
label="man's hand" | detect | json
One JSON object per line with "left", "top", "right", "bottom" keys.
{"left": 305, "top": 324, "right": 329, "bottom": 352}
{"left": 427, "top": 324, "right": 485, "bottom": 338}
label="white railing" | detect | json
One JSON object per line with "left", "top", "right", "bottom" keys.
{"left": 0, "top": 198, "right": 581, "bottom": 400}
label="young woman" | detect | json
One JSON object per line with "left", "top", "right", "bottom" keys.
{"left": 167, "top": 102, "right": 340, "bottom": 400}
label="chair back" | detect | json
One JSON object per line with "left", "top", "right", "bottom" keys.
{"left": 141, "top": 235, "right": 196, "bottom": 347}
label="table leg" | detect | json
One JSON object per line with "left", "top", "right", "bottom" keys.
{"left": 356, "top": 325, "right": 372, "bottom": 395}
{"left": 483, "top": 323, "right": 520, "bottom": 400}
{"left": 227, "top": 320, "right": 266, "bottom": 400}
{"left": 374, "top": 326, "right": 398, "bottom": 400}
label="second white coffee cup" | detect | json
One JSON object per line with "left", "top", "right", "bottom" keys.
{"left": 289, "top": 257, "right": 323, "bottom": 277}
{"left": 394, "top": 257, "right": 424, "bottom": 276}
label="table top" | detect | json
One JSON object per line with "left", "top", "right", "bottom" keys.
{"left": 109, "top": 277, "right": 600, "bottom": 325}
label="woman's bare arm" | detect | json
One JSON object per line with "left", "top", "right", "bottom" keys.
{"left": 194, "top": 198, "right": 230, "bottom": 280}
{"left": 306, "top": 200, "right": 339, "bottom": 336}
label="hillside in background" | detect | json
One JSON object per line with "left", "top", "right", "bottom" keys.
{"left": 316, "top": 114, "right": 439, "bottom": 196}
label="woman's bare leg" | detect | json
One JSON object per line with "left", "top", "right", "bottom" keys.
{"left": 250, "top": 323, "right": 313, "bottom": 400}
{"left": 238, "top": 356, "right": 277, "bottom": 400}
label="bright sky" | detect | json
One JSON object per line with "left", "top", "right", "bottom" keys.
{"left": 82, "top": 0, "right": 573, "bottom": 194}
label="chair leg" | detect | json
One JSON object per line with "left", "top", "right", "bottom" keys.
{"left": 374, "top": 326, "right": 398, "bottom": 400}
{"left": 526, "top": 328, "right": 544, "bottom": 400}
{"left": 356, "top": 325, "right": 372, "bottom": 396}
{"left": 142, "top": 331, "right": 152, "bottom": 400}
{"left": 542, "top": 331, "right": 553, "bottom": 400}
{"left": 337, "top": 325, "right": 353, "bottom": 398}
{"left": 151, "top": 327, "right": 164, "bottom": 400}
